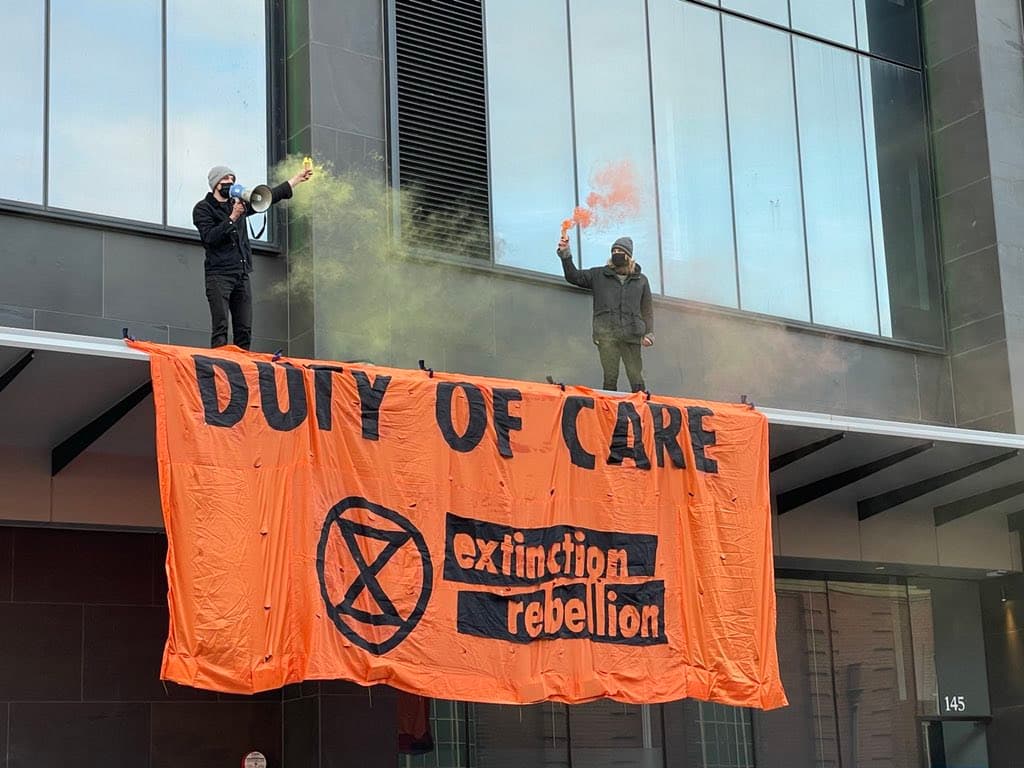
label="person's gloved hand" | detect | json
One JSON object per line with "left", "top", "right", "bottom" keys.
{"left": 289, "top": 167, "right": 313, "bottom": 188}
{"left": 642, "top": 334, "right": 654, "bottom": 348}
{"left": 557, "top": 235, "right": 571, "bottom": 258}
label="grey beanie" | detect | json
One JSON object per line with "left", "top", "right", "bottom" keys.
{"left": 207, "top": 165, "right": 235, "bottom": 190}
{"left": 612, "top": 236, "right": 634, "bottom": 257}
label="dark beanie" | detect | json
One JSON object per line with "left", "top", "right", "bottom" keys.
{"left": 612, "top": 236, "right": 634, "bottom": 257}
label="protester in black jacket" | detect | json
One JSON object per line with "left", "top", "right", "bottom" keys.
{"left": 558, "top": 234, "right": 654, "bottom": 392}
{"left": 193, "top": 164, "right": 311, "bottom": 349}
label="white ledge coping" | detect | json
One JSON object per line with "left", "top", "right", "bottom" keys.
{"left": 0, "top": 326, "right": 1021, "bottom": 450}
{"left": 0, "top": 326, "right": 149, "bottom": 362}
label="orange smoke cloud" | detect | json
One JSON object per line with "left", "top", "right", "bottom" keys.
{"left": 561, "top": 206, "right": 593, "bottom": 237}
{"left": 561, "top": 160, "right": 641, "bottom": 237}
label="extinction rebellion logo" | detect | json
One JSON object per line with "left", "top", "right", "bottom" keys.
{"left": 318, "top": 497, "right": 665, "bottom": 654}
{"left": 316, "top": 497, "right": 433, "bottom": 654}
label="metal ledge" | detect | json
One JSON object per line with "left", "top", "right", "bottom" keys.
{"left": 0, "top": 327, "right": 149, "bottom": 362}
{"left": 0, "top": 326, "right": 1021, "bottom": 452}
{"left": 760, "top": 406, "right": 1024, "bottom": 451}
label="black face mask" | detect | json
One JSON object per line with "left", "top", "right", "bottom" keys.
{"left": 611, "top": 252, "right": 628, "bottom": 268}
{"left": 218, "top": 183, "right": 233, "bottom": 198}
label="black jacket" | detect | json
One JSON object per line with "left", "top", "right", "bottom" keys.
{"left": 559, "top": 250, "right": 654, "bottom": 343}
{"left": 192, "top": 182, "right": 293, "bottom": 275}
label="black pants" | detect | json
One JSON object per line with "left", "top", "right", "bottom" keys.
{"left": 205, "top": 272, "right": 252, "bottom": 350}
{"left": 597, "top": 338, "right": 645, "bottom": 392}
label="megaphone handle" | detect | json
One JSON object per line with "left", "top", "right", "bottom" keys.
{"left": 249, "top": 215, "right": 267, "bottom": 240}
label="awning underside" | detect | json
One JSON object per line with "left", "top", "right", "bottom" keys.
{"left": 0, "top": 327, "right": 1020, "bottom": 572}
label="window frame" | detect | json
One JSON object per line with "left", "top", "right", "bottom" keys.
{"left": 0, "top": 0, "right": 284, "bottom": 254}
{"left": 386, "top": 0, "right": 947, "bottom": 353}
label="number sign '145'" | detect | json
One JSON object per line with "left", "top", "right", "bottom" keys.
{"left": 944, "top": 695, "right": 966, "bottom": 713}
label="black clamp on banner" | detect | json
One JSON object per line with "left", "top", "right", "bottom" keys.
{"left": 545, "top": 375, "right": 566, "bottom": 391}
{"left": 418, "top": 359, "right": 434, "bottom": 378}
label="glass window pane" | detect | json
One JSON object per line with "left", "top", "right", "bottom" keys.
{"left": 650, "top": 0, "right": 737, "bottom": 308}
{"left": 698, "top": 702, "right": 754, "bottom": 767}
{"left": 0, "top": 0, "right": 45, "bottom": 204}
{"left": 486, "top": 0, "right": 575, "bottom": 274}
{"left": 794, "top": 38, "right": 878, "bottom": 334}
{"left": 854, "top": 0, "right": 921, "bottom": 67}
{"left": 754, "top": 580, "right": 840, "bottom": 767}
{"left": 790, "top": 0, "right": 856, "bottom": 47}
{"left": 723, "top": 17, "right": 809, "bottom": 321}
{"left": 907, "top": 584, "right": 938, "bottom": 717}
{"left": 474, "top": 703, "right": 569, "bottom": 767}
{"left": 861, "top": 58, "right": 943, "bottom": 346}
{"left": 569, "top": 0, "right": 661, "bottom": 292}
{"left": 721, "top": 0, "right": 788, "bottom": 27}
{"left": 49, "top": 0, "right": 162, "bottom": 222}
{"left": 568, "top": 701, "right": 664, "bottom": 767}
{"left": 167, "top": 0, "right": 268, "bottom": 233}
{"left": 827, "top": 581, "right": 922, "bottom": 768}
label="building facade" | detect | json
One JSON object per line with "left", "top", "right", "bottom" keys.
{"left": 1, "top": 0, "right": 1023, "bottom": 765}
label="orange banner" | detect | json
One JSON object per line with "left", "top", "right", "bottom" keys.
{"left": 132, "top": 341, "right": 786, "bottom": 709}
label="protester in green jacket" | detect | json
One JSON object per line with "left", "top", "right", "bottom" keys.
{"left": 557, "top": 234, "right": 654, "bottom": 392}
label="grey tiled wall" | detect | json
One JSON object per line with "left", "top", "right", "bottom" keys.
{"left": 0, "top": 212, "right": 291, "bottom": 354}
{"left": 923, "top": 0, "right": 1024, "bottom": 431}
{"left": 0, "top": 525, "right": 398, "bottom": 768}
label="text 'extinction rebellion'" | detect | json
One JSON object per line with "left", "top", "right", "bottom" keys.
{"left": 444, "top": 514, "right": 666, "bottom": 645}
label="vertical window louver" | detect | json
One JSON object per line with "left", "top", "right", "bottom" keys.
{"left": 394, "top": 0, "right": 491, "bottom": 259}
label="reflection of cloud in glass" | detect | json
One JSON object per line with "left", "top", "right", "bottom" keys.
{"left": 166, "top": 0, "right": 267, "bottom": 234}
{"left": 722, "top": 0, "right": 788, "bottom": 27}
{"left": 569, "top": 0, "right": 660, "bottom": 290}
{"left": 724, "top": 16, "right": 809, "bottom": 322}
{"left": 649, "top": 0, "right": 737, "bottom": 309}
{"left": 795, "top": 38, "right": 877, "bottom": 334}
{"left": 486, "top": 0, "right": 575, "bottom": 275}
{"left": 0, "top": 0, "right": 45, "bottom": 204}
{"left": 790, "top": 0, "right": 856, "bottom": 47}
{"left": 48, "top": 0, "right": 162, "bottom": 221}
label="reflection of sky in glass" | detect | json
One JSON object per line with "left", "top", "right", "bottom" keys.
{"left": 569, "top": 0, "right": 660, "bottom": 291}
{"left": 49, "top": 0, "right": 162, "bottom": 222}
{"left": 794, "top": 39, "right": 877, "bottom": 334}
{"left": 721, "top": 0, "right": 788, "bottom": 27}
{"left": 166, "top": 0, "right": 267, "bottom": 232}
{"left": 0, "top": 0, "right": 45, "bottom": 204}
{"left": 723, "top": 17, "right": 808, "bottom": 321}
{"left": 790, "top": 0, "right": 855, "bottom": 48}
{"left": 854, "top": 0, "right": 920, "bottom": 67}
{"left": 859, "top": 57, "right": 892, "bottom": 336}
{"left": 854, "top": 0, "right": 869, "bottom": 52}
{"left": 486, "top": 0, "right": 574, "bottom": 275}
{"left": 649, "top": 0, "right": 737, "bottom": 308}
{"left": 863, "top": 58, "right": 940, "bottom": 344}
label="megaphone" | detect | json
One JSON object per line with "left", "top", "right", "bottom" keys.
{"left": 229, "top": 183, "right": 273, "bottom": 213}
